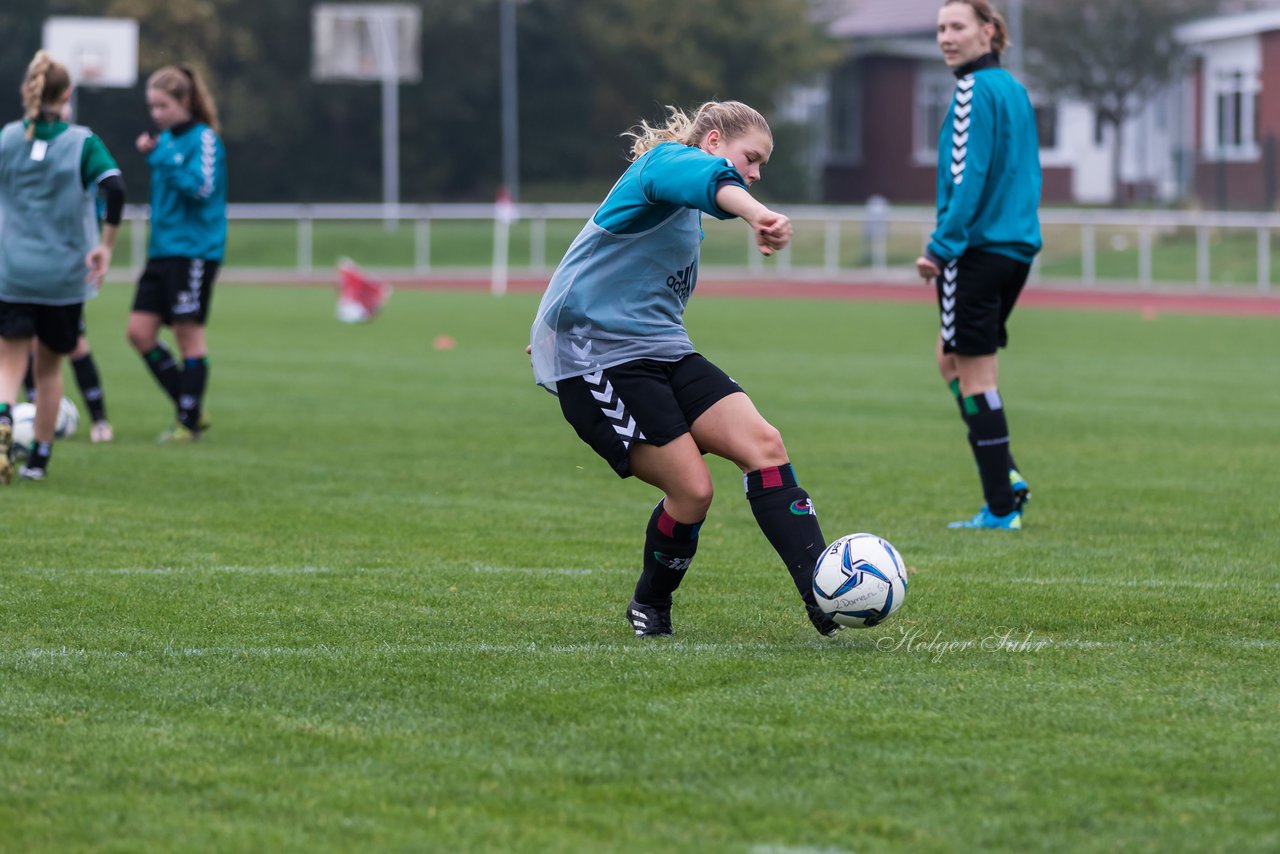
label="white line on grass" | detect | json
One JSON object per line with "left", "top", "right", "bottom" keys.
{"left": 11, "top": 636, "right": 1279, "bottom": 663}
{"left": 1002, "top": 576, "right": 1280, "bottom": 593}
{"left": 11, "top": 564, "right": 629, "bottom": 577}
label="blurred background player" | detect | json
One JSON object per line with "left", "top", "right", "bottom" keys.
{"left": 0, "top": 50, "right": 124, "bottom": 482}
{"left": 914, "top": 0, "right": 1042, "bottom": 530}
{"left": 19, "top": 97, "right": 114, "bottom": 444}
{"left": 21, "top": 329, "right": 113, "bottom": 442}
{"left": 128, "top": 65, "right": 227, "bottom": 443}
{"left": 530, "top": 101, "right": 840, "bottom": 638}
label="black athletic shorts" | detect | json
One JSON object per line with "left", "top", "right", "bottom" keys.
{"left": 0, "top": 300, "right": 83, "bottom": 354}
{"left": 133, "top": 257, "right": 220, "bottom": 325}
{"left": 936, "top": 249, "right": 1031, "bottom": 355}
{"left": 556, "top": 353, "right": 743, "bottom": 478}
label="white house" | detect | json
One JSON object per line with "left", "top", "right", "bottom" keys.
{"left": 813, "top": 0, "right": 1280, "bottom": 208}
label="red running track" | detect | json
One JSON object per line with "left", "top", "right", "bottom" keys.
{"left": 388, "top": 274, "right": 1280, "bottom": 317}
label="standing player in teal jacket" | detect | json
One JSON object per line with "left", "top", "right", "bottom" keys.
{"left": 915, "top": 0, "right": 1042, "bottom": 530}
{"left": 128, "top": 65, "right": 227, "bottom": 443}
{"left": 0, "top": 51, "right": 124, "bottom": 483}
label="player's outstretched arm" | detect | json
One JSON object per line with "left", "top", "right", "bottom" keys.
{"left": 714, "top": 184, "right": 791, "bottom": 256}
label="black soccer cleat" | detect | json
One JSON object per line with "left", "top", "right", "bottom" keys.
{"left": 626, "top": 598, "right": 673, "bottom": 637}
{"left": 805, "top": 600, "right": 842, "bottom": 637}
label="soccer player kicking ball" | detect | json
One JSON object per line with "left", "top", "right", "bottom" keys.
{"left": 916, "top": 0, "right": 1043, "bottom": 530}
{"left": 530, "top": 101, "right": 840, "bottom": 638}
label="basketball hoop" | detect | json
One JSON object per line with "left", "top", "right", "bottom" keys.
{"left": 77, "top": 48, "right": 106, "bottom": 84}
{"left": 43, "top": 17, "right": 138, "bottom": 89}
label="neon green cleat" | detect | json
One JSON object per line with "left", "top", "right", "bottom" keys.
{"left": 1010, "top": 468, "right": 1031, "bottom": 511}
{"left": 157, "top": 424, "right": 201, "bottom": 444}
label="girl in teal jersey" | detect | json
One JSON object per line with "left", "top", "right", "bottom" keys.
{"left": 0, "top": 51, "right": 124, "bottom": 483}
{"left": 914, "top": 0, "right": 1042, "bottom": 530}
{"left": 531, "top": 101, "right": 841, "bottom": 638}
{"left": 128, "top": 65, "right": 227, "bottom": 444}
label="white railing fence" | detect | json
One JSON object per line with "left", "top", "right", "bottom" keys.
{"left": 116, "top": 203, "right": 1280, "bottom": 293}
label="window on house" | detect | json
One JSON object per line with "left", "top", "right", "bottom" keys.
{"left": 914, "top": 66, "right": 955, "bottom": 158}
{"left": 828, "top": 64, "right": 862, "bottom": 163}
{"left": 1033, "top": 104, "right": 1058, "bottom": 149}
{"left": 1211, "top": 68, "right": 1260, "bottom": 157}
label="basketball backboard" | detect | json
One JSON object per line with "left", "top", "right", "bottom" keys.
{"left": 312, "top": 4, "right": 421, "bottom": 82}
{"left": 42, "top": 17, "right": 138, "bottom": 88}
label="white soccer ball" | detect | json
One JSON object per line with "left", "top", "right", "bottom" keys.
{"left": 812, "top": 533, "right": 908, "bottom": 628}
{"left": 56, "top": 396, "right": 80, "bottom": 439}
{"left": 12, "top": 402, "right": 36, "bottom": 450}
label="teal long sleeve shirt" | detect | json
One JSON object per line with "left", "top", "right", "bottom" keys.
{"left": 927, "top": 59, "right": 1042, "bottom": 266}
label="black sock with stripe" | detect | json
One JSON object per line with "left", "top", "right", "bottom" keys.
{"left": 744, "top": 463, "right": 828, "bottom": 613}
{"left": 950, "top": 377, "right": 1018, "bottom": 474}
{"left": 72, "top": 354, "right": 107, "bottom": 423}
{"left": 963, "top": 389, "right": 1017, "bottom": 516}
{"left": 143, "top": 344, "right": 182, "bottom": 404}
{"left": 178, "top": 357, "right": 209, "bottom": 431}
{"left": 27, "top": 441, "right": 52, "bottom": 471}
{"left": 633, "top": 501, "right": 701, "bottom": 606}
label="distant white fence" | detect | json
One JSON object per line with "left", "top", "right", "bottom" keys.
{"left": 117, "top": 203, "right": 1280, "bottom": 293}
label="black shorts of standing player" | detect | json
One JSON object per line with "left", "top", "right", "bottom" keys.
{"left": 556, "top": 353, "right": 744, "bottom": 478}
{"left": 132, "top": 257, "right": 220, "bottom": 325}
{"left": 937, "top": 248, "right": 1031, "bottom": 356}
{"left": 0, "top": 300, "right": 84, "bottom": 355}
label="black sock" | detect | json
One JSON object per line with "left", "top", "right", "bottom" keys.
{"left": 27, "top": 441, "right": 52, "bottom": 470}
{"left": 22, "top": 358, "right": 35, "bottom": 402}
{"left": 744, "top": 463, "right": 827, "bottom": 614}
{"left": 143, "top": 344, "right": 182, "bottom": 404}
{"left": 177, "top": 357, "right": 209, "bottom": 430}
{"left": 963, "top": 389, "right": 1017, "bottom": 516}
{"left": 633, "top": 501, "right": 701, "bottom": 606}
{"left": 950, "top": 378, "right": 1018, "bottom": 474}
{"left": 71, "top": 354, "right": 107, "bottom": 422}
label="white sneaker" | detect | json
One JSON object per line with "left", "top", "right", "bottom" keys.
{"left": 90, "top": 421, "right": 114, "bottom": 443}
{"left": 18, "top": 463, "right": 46, "bottom": 481}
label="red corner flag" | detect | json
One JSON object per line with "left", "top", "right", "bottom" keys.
{"left": 336, "top": 259, "right": 393, "bottom": 323}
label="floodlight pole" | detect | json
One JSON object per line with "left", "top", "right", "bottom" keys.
{"left": 1006, "top": 0, "right": 1024, "bottom": 76}
{"left": 500, "top": 0, "right": 519, "bottom": 202}
{"left": 375, "top": 11, "right": 400, "bottom": 227}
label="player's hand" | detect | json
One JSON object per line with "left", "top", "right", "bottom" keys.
{"left": 754, "top": 211, "right": 792, "bottom": 256}
{"left": 915, "top": 255, "right": 941, "bottom": 281}
{"left": 86, "top": 245, "right": 112, "bottom": 285}
{"left": 135, "top": 132, "right": 156, "bottom": 154}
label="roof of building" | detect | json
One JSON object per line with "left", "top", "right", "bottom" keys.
{"left": 1178, "top": 8, "right": 1280, "bottom": 42}
{"left": 825, "top": 0, "right": 941, "bottom": 39}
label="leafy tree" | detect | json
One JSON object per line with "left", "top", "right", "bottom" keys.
{"left": 6, "top": 0, "right": 837, "bottom": 202}
{"left": 1025, "top": 0, "right": 1219, "bottom": 204}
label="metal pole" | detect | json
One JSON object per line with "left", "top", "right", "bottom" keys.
{"left": 377, "top": 14, "right": 400, "bottom": 228}
{"left": 500, "top": 0, "right": 519, "bottom": 202}
{"left": 1006, "top": 0, "right": 1024, "bottom": 77}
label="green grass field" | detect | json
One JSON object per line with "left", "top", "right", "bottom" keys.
{"left": 2, "top": 283, "right": 1278, "bottom": 852}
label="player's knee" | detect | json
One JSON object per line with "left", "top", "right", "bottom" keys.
{"left": 673, "top": 478, "right": 715, "bottom": 518}
{"left": 126, "top": 328, "right": 152, "bottom": 352}
{"left": 752, "top": 423, "right": 789, "bottom": 468}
